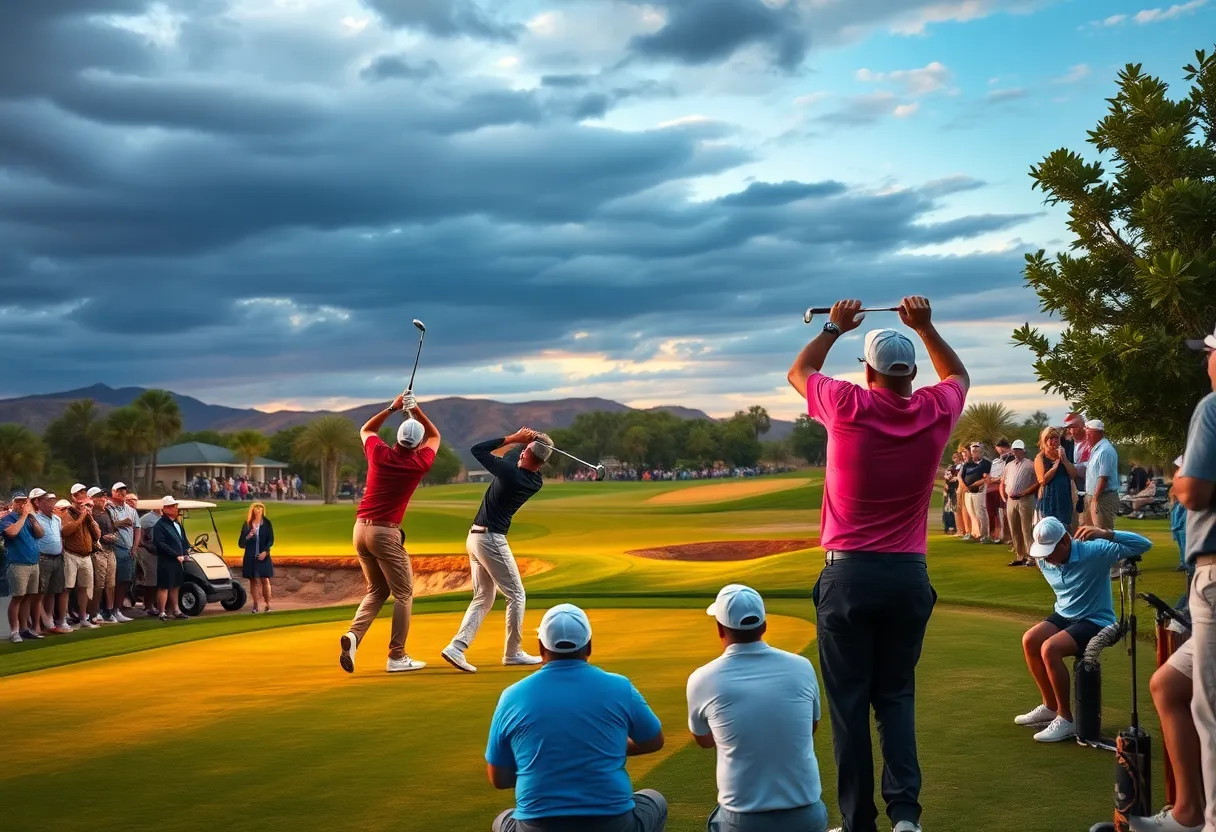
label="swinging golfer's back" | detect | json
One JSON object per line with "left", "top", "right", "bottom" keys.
{"left": 788, "top": 297, "right": 968, "bottom": 832}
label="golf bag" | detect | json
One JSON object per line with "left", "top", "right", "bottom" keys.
{"left": 1075, "top": 622, "right": 1125, "bottom": 750}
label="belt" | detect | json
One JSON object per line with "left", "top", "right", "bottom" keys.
{"left": 356, "top": 518, "right": 398, "bottom": 529}
{"left": 470, "top": 526, "right": 487, "bottom": 535}
{"left": 1195, "top": 554, "right": 1216, "bottom": 567}
{"left": 825, "top": 551, "right": 926, "bottom": 565}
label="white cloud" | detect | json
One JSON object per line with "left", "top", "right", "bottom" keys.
{"left": 526, "top": 11, "right": 562, "bottom": 36}
{"left": 1098, "top": 13, "right": 1127, "bottom": 25}
{"left": 855, "top": 61, "right": 952, "bottom": 96}
{"left": 1134, "top": 0, "right": 1209, "bottom": 22}
{"left": 888, "top": 0, "right": 1000, "bottom": 35}
{"left": 1053, "top": 63, "right": 1090, "bottom": 84}
{"left": 495, "top": 55, "right": 520, "bottom": 69}
{"left": 793, "top": 91, "right": 832, "bottom": 107}
{"left": 894, "top": 102, "right": 921, "bottom": 117}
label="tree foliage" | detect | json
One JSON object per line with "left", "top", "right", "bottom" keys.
{"left": 229, "top": 429, "right": 269, "bottom": 476}
{"left": 133, "top": 389, "right": 183, "bottom": 495}
{"left": 294, "top": 416, "right": 362, "bottom": 504}
{"left": 789, "top": 415, "right": 827, "bottom": 464}
{"left": 1013, "top": 47, "right": 1216, "bottom": 455}
{"left": 424, "top": 443, "right": 463, "bottom": 485}
{"left": 103, "top": 407, "right": 153, "bottom": 489}
{"left": 177, "top": 430, "right": 229, "bottom": 447}
{"left": 0, "top": 424, "right": 46, "bottom": 495}
{"left": 952, "top": 402, "right": 1021, "bottom": 451}
{"left": 44, "top": 399, "right": 119, "bottom": 485}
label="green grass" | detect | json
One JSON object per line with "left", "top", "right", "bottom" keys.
{"left": 0, "top": 473, "right": 1191, "bottom": 832}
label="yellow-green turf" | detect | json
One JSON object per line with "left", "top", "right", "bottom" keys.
{"left": 0, "top": 471, "right": 1191, "bottom": 832}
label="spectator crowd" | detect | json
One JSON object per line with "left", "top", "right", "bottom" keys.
{"left": 568, "top": 464, "right": 796, "bottom": 483}
{"left": 177, "top": 473, "right": 305, "bottom": 501}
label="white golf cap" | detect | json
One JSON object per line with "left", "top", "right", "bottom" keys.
{"left": 1030, "top": 516, "right": 1069, "bottom": 559}
{"left": 1063, "top": 412, "right": 1086, "bottom": 428}
{"left": 70, "top": 483, "right": 87, "bottom": 494}
{"left": 1011, "top": 439, "right": 1026, "bottom": 450}
{"left": 1185, "top": 323, "right": 1216, "bottom": 353}
{"left": 396, "top": 418, "right": 425, "bottom": 448}
{"left": 54, "top": 499, "right": 71, "bottom": 509}
{"left": 112, "top": 482, "right": 128, "bottom": 492}
{"left": 28, "top": 487, "right": 48, "bottom": 500}
{"left": 863, "top": 329, "right": 916, "bottom": 377}
{"left": 707, "top": 583, "right": 766, "bottom": 630}
{"left": 1175, "top": 455, "right": 1184, "bottom": 468}
{"left": 970, "top": 441, "right": 982, "bottom": 448}
{"left": 86, "top": 487, "right": 104, "bottom": 498}
{"left": 528, "top": 440, "right": 553, "bottom": 462}
{"left": 1085, "top": 419, "right": 1105, "bottom": 431}
{"left": 538, "top": 603, "right": 592, "bottom": 653}
{"left": 161, "top": 495, "right": 178, "bottom": 507}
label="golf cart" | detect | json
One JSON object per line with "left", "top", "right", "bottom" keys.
{"left": 132, "top": 499, "right": 247, "bottom": 617}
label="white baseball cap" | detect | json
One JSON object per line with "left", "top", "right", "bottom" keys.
{"left": 28, "top": 487, "right": 48, "bottom": 500}
{"left": 1030, "top": 516, "right": 1069, "bottom": 559}
{"left": 1085, "top": 419, "right": 1105, "bottom": 431}
{"left": 86, "top": 487, "right": 104, "bottom": 498}
{"left": 70, "top": 483, "right": 87, "bottom": 494}
{"left": 162, "top": 496, "right": 178, "bottom": 507}
{"left": 1011, "top": 440, "right": 1026, "bottom": 450}
{"left": 112, "top": 482, "right": 128, "bottom": 492}
{"left": 707, "top": 584, "right": 766, "bottom": 630}
{"left": 54, "top": 499, "right": 71, "bottom": 509}
{"left": 1175, "top": 455, "right": 1184, "bottom": 468}
{"left": 863, "top": 329, "right": 916, "bottom": 377}
{"left": 396, "top": 419, "right": 425, "bottom": 448}
{"left": 538, "top": 604, "right": 593, "bottom": 653}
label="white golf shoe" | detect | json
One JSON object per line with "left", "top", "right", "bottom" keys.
{"left": 441, "top": 644, "right": 477, "bottom": 673}
{"left": 1014, "top": 704, "right": 1057, "bottom": 726}
{"left": 894, "top": 822, "right": 922, "bottom": 832}
{"left": 386, "top": 656, "right": 426, "bottom": 673}
{"left": 1129, "top": 808, "right": 1204, "bottom": 831}
{"left": 339, "top": 631, "right": 357, "bottom": 674}
{"left": 503, "top": 652, "right": 543, "bottom": 667}
{"left": 1033, "top": 715, "right": 1077, "bottom": 742}
{"left": 114, "top": 610, "right": 132, "bottom": 623}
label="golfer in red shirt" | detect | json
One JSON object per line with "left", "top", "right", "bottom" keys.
{"left": 787, "top": 297, "right": 969, "bottom": 832}
{"left": 339, "top": 391, "right": 440, "bottom": 675}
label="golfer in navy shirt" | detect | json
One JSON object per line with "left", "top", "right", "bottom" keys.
{"left": 485, "top": 604, "right": 668, "bottom": 832}
{"left": 1015, "top": 517, "right": 1152, "bottom": 743}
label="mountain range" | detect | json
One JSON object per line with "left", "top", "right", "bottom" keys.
{"left": 0, "top": 385, "right": 795, "bottom": 467}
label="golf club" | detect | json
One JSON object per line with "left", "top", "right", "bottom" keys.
{"left": 543, "top": 445, "right": 607, "bottom": 481}
{"left": 803, "top": 306, "right": 901, "bottom": 324}
{"left": 406, "top": 319, "right": 426, "bottom": 397}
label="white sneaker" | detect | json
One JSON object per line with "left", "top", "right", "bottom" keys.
{"left": 114, "top": 611, "right": 132, "bottom": 623}
{"left": 98, "top": 614, "right": 117, "bottom": 625}
{"left": 9, "top": 631, "right": 22, "bottom": 643}
{"left": 503, "top": 652, "right": 543, "bottom": 667}
{"left": 80, "top": 619, "right": 99, "bottom": 630}
{"left": 1130, "top": 808, "right": 1204, "bottom": 831}
{"left": 386, "top": 656, "right": 426, "bottom": 673}
{"left": 1014, "top": 704, "right": 1057, "bottom": 726}
{"left": 894, "top": 822, "right": 923, "bottom": 832}
{"left": 1033, "top": 715, "right": 1077, "bottom": 742}
{"left": 339, "top": 632, "right": 357, "bottom": 674}
{"left": 441, "top": 644, "right": 477, "bottom": 673}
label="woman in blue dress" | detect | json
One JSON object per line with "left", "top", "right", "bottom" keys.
{"left": 239, "top": 502, "right": 275, "bottom": 613}
{"left": 1034, "top": 427, "right": 1077, "bottom": 530}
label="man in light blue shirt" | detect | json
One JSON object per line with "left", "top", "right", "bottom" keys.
{"left": 687, "top": 584, "right": 828, "bottom": 832}
{"left": 1015, "top": 517, "right": 1151, "bottom": 744}
{"left": 485, "top": 604, "right": 667, "bottom": 832}
{"left": 32, "top": 490, "right": 72, "bottom": 635}
{"left": 1083, "top": 419, "right": 1120, "bottom": 530}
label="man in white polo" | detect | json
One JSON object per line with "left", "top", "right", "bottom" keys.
{"left": 687, "top": 584, "right": 828, "bottom": 832}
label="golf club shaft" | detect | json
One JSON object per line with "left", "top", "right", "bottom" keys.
{"left": 407, "top": 329, "right": 426, "bottom": 393}
{"left": 548, "top": 445, "right": 599, "bottom": 471}
{"left": 805, "top": 306, "right": 901, "bottom": 314}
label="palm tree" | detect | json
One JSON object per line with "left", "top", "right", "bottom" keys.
{"left": 741, "top": 405, "right": 772, "bottom": 440}
{"left": 230, "top": 429, "right": 269, "bottom": 477}
{"left": 0, "top": 424, "right": 46, "bottom": 495}
{"left": 953, "top": 402, "right": 1021, "bottom": 453}
{"left": 133, "top": 389, "right": 182, "bottom": 495}
{"left": 103, "top": 407, "right": 152, "bottom": 489}
{"left": 60, "top": 399, "right": 102, "bottom": 485}
{"left": 294, "top": 416, "right": 361, "bottom": 504}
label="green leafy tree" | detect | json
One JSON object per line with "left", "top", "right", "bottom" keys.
{"left": 619, "top": 425, "right": 651, "bottom": 466}
{"left": 720, "top": 419, "right": 762, "bottom": 467}
{"left": 789, "top": 415, "right": 827, "bottom": 464}
{"left": 424, "top": 443, "right": 463, "bottom": 485}
{"left": 1013, "top": 48, "right": 1216, "bottom": 455}
{"left": 103, "top": 407, "right": 153, "bottom": 489}
{"left": 229, "top": 429, "right": 269, "bottom": 476}
{"left": 685, "top": 423, "right": 718, "bottom": 466}
{"left": 295, "top": 416, "right": 362, "bottom": 504}
{"left": 952, "top": 402, "right": 1020, "bottom": 452}
{"left": 133, "top": 389, "right": 183, "bottom": 494}
{"left": 63, "top": 400, "right": 102, "bottom": 485}
{"left": 736, "top": 405, "right": 772, "bottom": 440}
{"left": 0, "top": 424, "right": 46, "bottom": 495}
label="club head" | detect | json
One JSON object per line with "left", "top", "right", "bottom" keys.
{"left": 593, "top": 465, "right": 607, "bottom": 482}
{"left": 412, "top": 319, "right": 426, "bottom": 333}
{"left": 803, "top": 308, "right": 815, "bottom": 324}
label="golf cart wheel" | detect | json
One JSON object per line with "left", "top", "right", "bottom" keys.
{"left": 221, "top": 582, "right": 248, "bottom": 612}
{"left": 179, "top": 584, "right": 206, "bottom": 617}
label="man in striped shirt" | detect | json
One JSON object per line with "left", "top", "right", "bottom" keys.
{"left": 1002, "top": 440, "right": 1039, "bottom": 566}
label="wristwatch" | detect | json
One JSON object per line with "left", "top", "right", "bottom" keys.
{"left": 822, "top": 322, "right": 842, "bottom": 337}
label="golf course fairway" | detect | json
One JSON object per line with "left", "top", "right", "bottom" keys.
{"left": 0, "top": 471, "right": 1191, "bottom": 832}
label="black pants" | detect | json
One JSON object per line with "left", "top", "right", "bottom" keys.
{"left": 814, "top": 554, "right": 936, "bottom": 832}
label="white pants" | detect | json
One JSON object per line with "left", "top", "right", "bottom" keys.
{"left": 452, "top": 532, "right": 526, "bottom": 658}
{"left": 1190, "top": 563, "right": 1216, "bottom": 832}
{"left": 965, "top": 491, "right": 989, "bottom": 539}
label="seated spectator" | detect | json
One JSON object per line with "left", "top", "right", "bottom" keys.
{"left": 1129, "top": 635, "right": 1204, "bottom": 832}
{"left": 1016, "top": 518, "right": 1151, "bottom": 742}
{"left": 687, "top": 584, "right": 828, "bottom": 832}
{"left": 485, "top": 603, "right": 667, "bottom": 832}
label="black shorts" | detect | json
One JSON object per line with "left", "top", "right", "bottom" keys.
{"left": 1045, "top": 612, "right": 1103, "bottom": 654}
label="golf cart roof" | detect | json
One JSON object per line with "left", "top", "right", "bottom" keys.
{"left": 135, "top": 499, "right": 218, "bottom": 511}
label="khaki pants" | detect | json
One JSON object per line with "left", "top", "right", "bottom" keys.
{"left": 93, "top": 549, "right": 117, "bottom": 591}
{"left": 453, "top": 531, "right": 526, "bottom": 658}
{"left": 1189, "top": 563, "right": 1216, "bottom": 832}
{"left": 1007, "top": 496, "right": 1035, "bottom": 561}
{"left": 64, "top": 551, "right": 94, "bottom": 597}
{"left": 965, "top": 490, "right": 989, "bottom": 539}
{"left": 349, "top": 522, "right": 414, "bottom": 660}
{"left": 1086, "top": 491, "right": 1119, "bottom": 530}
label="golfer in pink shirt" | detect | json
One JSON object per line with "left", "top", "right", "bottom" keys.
{"left": 787, "top": 297, "right": 969, "bottom": 832}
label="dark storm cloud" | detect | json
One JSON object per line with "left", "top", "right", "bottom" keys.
{"left": 361, "top": 54, "right": 444, "bottom": 82}
{"left": 628, "top": 0, "right": 809, "bottom": 72}
{"left": 718, "top": 181, "right": 848, "bottom": 208}
{"left": 360, "top": 0, "right": 520, "bottom": 42}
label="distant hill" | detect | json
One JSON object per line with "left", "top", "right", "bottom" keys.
{"left": 0, "top": 385, "right": 796, "bottom": 467}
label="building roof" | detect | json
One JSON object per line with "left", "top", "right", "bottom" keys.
{"left": 153, "top": 442, "right": 287, "bottom": 468}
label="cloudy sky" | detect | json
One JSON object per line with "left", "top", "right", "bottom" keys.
{"left": 1, "top": 0, "right": 1210, "bottom": 422}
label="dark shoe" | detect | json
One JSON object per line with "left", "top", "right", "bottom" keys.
{"left": 174, "top": 612, "right": 189, "bottom": 620}
{"left": 1008, "top": 559, "right": 1025, "bottom": 567}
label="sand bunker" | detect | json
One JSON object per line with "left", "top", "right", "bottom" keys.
{"left": 626, "top": 539, "right": 818, "bottom": 562}
{"left": 645, "top": 479, "right": 806, "bottom": 506}
{"left": 224, "top": 556, "right": 552, "bottom": 610}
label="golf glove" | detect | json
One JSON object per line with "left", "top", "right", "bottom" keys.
{"left": 401, "top": 394, "right": 418, "bottom": 412}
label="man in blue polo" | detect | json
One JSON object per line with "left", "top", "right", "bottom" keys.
{"left": 687, "top": 584, "right": 828, "bottom": 832}
{"left": 2, "top": 491, "right": 45, "bottom": 643}
{"left": 485, "top": 603, "right": 668, "bottom": 832}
